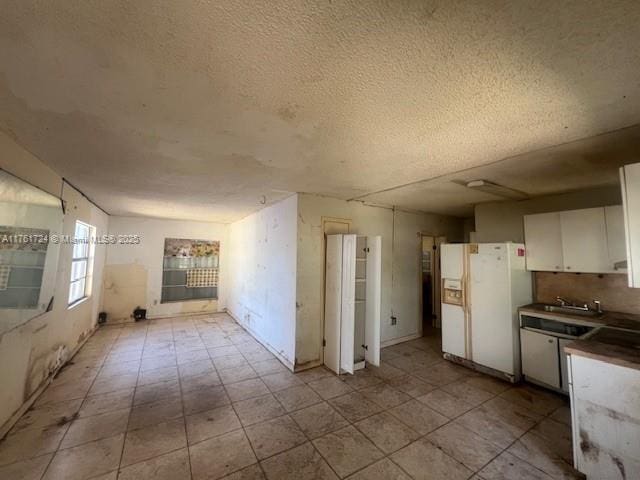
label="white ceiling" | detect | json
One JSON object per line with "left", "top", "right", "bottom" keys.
{"left": 0, "top": 1, "right": 639, "bottom": 222}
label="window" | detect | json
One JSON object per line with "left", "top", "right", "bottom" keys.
{"left": 68, "top": 221, "right": 95, "bottom": 306}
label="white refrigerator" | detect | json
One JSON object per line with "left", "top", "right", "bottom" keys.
{"left": 440, "top": 243, "right": 532, "bottom": 381}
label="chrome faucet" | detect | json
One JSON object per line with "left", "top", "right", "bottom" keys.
{"left": 593, "top": 300, "right": 603, "bottom": 314}
{"left": 556, "top": 296, "right": 572, "bottom": 307}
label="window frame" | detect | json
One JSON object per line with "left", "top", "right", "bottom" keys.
{"left": 68, "top": 220, "right": 95, "bottom": 307}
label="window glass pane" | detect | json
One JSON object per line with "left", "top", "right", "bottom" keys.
{"left": 71, "top": 259, "right": 87, "bottom": 281}
{"left": 68, "top": 278, "right": 86, "bottom": 304}
{"left": 73, "top": 241, "right": 88, "bottom": 259}
{"left": 75, "top": 222, "right": 89, "bottom": 240}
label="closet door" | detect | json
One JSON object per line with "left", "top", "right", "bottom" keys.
{"left": 365, "top": 236, "right": 382, "bottom": 366}
{"left": 324, "top": 234, "right": 343, "bottom": 374}
{"left": 340, "top": 234, "right": 357, "bottom": 374}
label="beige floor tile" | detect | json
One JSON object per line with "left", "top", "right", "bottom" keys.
{"left": 261, "top": 372, "right": 304, "bottom": 392}
{"left": 385, "top": 374, "right": 437, "bottom": 398}
{"left": 529, "top": 418, "right": 574, "bottom": 462}
{"left": 389, "top": 399, "right": 449, "bottom": 435}
{"left": 294, "top": 367, "right": 333, "bottom": 384}
{"left": 260, "top": 442, "right": 337, "bottom": 480}
{"left": 186, "top": 405, "right": 241, "bottom": 444}
{"left": 12, "top": 399, "right": 83, "bottom": 433}
{"left": 549, "top": 405, "right": 572, "bottom": 427}
{"left": 180, "top": 371, "right": 222, "bottom": 392}
{"left": 137, "top": 366, "right": 179, "bottom": 386}
{"left": 308, "top": 377, "right": 353, "bottom": 400}
{"left": 42, "top": 434, "right": 124, "bottom": 480}
{"left": 480, "top": 451, "right": 555, "bottom": 480}
{"left": 273, "top": 385, "right": 322, "bottom": 412}
{"left": 245, "top": 415, "right": 307, "bottom": 459}
{"left": 219, "top": 365, "right": 259, "bottom": 385}
{"left": 133, "top": 379, "right": 181, "bottom": 406}
{"left": 89, "top": 373, "right": 139, "bottom": 396}
{"left": 0, "top": 453, "right": 53, "bottom": 480}
{"left": 118, "top": 447, "right": 191, "bottom": 480}
{"left": 226, "top": 378, "right": 270, "bottom": 402}
{"left": 242, "top": 350, "right": 275, "bottom": 364}
{"left": 178, "top": 359, "right": 215, "bottom": 379}
{"left": 366, "top": 363, "right": 405, "bottom": 381}
{"left": 360, "top": 383, "right": 411, "bottom": 409}
{"left": 121, "top": 418, "right": 187, "bottom": 466}
{"left": 340, "top": 369, "right": 383, "bottom": 390}
{"left": 79, "top": 388, "right": 134, "bottom": 418}
{"left": 221, "top": 463, "right": 265, "bottom": 479}
{"left": 391, "top": 438, "right": 472, "bottom": 480}
{"left": 35, "top": 379, "right": 93, "bottom": 407}
{"left": 498, "top": 385, "right": 565, "bottom": 416}
{"left": 313, "top": 426, "right": 384, "bottom": 478}
{"left": 61, "top": 408, "right": 130, "bottom": 449}
{"left": 233, "top": 394, "right": 286, "bottom": 426}
{"left": 208, "top": 345, "right": 242, "bottom": 359}
{"left": 251, "top": 359, "right": 287, "bottom": 376}
{"left": 355, "top": 411, "right": 420, "bottom": 454}
{"left": 329, "top": 392, "right": 384, "bottom": 422}
{"left": 454, "top": 406, "right": 525, "bottom": 449}
{"left": 176, "top": 348, "right": 210, "bottom": 365}
{"left": 189, "top": 429, "right": 257, "bottom": 480}
{"left": 127, "top": 397, "right": 184, "bottom": 430}
{"left": 417, "top": 389, "right": 474, "bottom": 419}
{"left": 183, "top": 385, "right": 230, "bottom": 415}
{"left": 346, "top": 458, "right": 411, "bottom": 480}
{"left": 290, "top": 402, "right": 349, "bottom": 439}
{"left": 412, "top": 361, "right": 470, "bottom": 386}
{"left": 428, "top": 422, "right": 502, "bottom": 471}
{"left": 464, "top": 375, "right": 512, "bottom": 395}
{"left": 214, "top": 354, "right": 249, "bottom": 371}
{"left": 0, "top": 424, "right": 67, "bottom": 467}
{"left": 140, "top": 355, "right": 177, "bottom": 371}
{"left": 442, "top": 380, "right": 496, "bottom": 406}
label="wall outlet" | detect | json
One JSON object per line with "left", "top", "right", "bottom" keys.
{"left": 390, "top": 316, "right": 397, "bottom": 326}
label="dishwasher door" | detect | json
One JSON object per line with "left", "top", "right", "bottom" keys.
{"left": 521, "top": 329, "right": 560, "bottom": 389}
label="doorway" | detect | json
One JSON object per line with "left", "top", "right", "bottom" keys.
{"left": 420, "top": 234, "right": 446, "bottom": 332}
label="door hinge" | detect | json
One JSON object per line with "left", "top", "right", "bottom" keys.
{"left": 433, "top": 245, "right": 437, "bottom": 251}
{"left": 322, "top": 339, "right": 326, "bottom": 347}
{"left": 364, "top": 247, "right": 370, "bottom": 253}
{"left": 361, "top": 344, "right": 368, "bottom": 350}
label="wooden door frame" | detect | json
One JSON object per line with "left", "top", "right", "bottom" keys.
{"left": 320, "top": 217, "right": 352, "bottom": 365}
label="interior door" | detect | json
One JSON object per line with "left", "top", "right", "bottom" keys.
{"left": 340, "top": 234, "right": 357, "bottom": 374}
{"left": 324, "top": 235, "right": 343, "bottom": 374}
{"left": 521, "top": 329, "right": 560, "bottom": 389}
{"left": 365, "top": 236, "right": 381, "bottom": 366}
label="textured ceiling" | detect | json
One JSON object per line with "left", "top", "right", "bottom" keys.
{"left": 0, "top": 1, "right": 639, "bottom": 222}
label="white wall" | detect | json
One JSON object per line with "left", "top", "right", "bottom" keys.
{"left": 0, "top": 132, "right": 108, "bottom": 432}
{"left": 295, "top": 193, "right": 464, "bottom": 369}
{"left": 104, "top": 216, "right": 228, "bottom": 321}
{"left": 227, "top": 195, "right": 298, "bottom": 370}
{"left": 474, "top": 186, "right": 621, "bottom": 243}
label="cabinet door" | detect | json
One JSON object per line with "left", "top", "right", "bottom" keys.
{"left": 340, "top": 235, "right": 357, "bottom": 374}
{"left": 560, "top": 208, "right": 609, "bottom": 273}
{"left": 621, "top": 164, "right": 640, "bottom": 287}
{"left": 521, "top": 329, "right": 560, "bottom": 388}
{"left": 324, "top": 235, "right": 343, "bottom": 374}
{"left": 558, "top": 338, "right": 571, "bottom": 393}
{"left": 523, "top": 213, "right": 563, "bottom": 271}
{"left": 605, "top": 205, "right": 627, "bottom": 272}
{"left": 364, "top": 236, "right": 381, "bottom": 366}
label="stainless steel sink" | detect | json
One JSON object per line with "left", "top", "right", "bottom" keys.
{"left": 587, "top": 327, "right": 640, "bottom": 349}
{"left": 542, "top": 305, "right": 602, "bottom": 317}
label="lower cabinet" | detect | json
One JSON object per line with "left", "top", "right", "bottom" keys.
{"left": 521, "top": 329, "right": 561, "bottom": 389}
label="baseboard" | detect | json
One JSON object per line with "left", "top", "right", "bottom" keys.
{"left": 226, "top": 309, "right": 295, "bottom": 372}
{"left": 0, "top": 322, "right": 99, "bottom": 439}
{"left": 381, "top": 332, "right": 422, "bottom": 348}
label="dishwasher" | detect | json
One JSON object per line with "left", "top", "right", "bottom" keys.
{"left": 519, "top": 314, "right": 595, "bottom": 393}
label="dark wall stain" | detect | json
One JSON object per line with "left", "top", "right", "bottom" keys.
{"left": 579, "top": 429, "right": 600, "bottom": 462}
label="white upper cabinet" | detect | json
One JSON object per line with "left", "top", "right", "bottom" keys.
{"left": 620, "top": 163, "right": 640, "bottom": 287}
{"left": 605, "top": 205, "right": 626, "bottom": 271}
{"left": 523, "top": 212, "right": 563, "bottom": 271}
{"left": 524, "top": 206, "right": 627, "bottom": 274}
{"left": 560, "top": 208, "right": 609, "bottom": 273}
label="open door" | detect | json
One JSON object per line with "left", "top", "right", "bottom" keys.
{"left": 364, "top": 235, "right": 381, "bottom": 366}
{"left": 340, "top": 234, "right": 356, "bottom": 374}
{"left": 324, "top": 234, "right": 343, "bottom": 374}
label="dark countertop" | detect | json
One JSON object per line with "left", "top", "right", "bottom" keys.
{"left": 519, "top": 303, "right": 640, "bottom": 370}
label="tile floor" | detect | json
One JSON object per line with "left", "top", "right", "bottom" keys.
{"left": 0, "top": 313, "right": 584, "bottom": 480}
